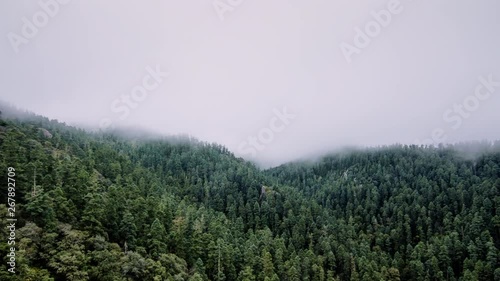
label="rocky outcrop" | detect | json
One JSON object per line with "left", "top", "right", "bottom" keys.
{"left": 39, "top": 128, "right": 53, "bottom": 138}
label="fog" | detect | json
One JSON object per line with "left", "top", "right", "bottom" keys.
{"left": 1, "top": 0, "right": 500, "bottom": 167}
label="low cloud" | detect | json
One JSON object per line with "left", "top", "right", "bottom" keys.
{"left": 1, "top": 1, "right": 500, "bottom": 167}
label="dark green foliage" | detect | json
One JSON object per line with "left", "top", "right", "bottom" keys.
{"left": 0, "top": 105, "right": 499, "bottom": 280}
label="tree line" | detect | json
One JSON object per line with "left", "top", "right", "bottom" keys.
{"left": 0, "top": 107, "right": 498, "bottom": 280}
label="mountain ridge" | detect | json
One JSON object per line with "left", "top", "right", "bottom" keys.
{"left": 0, "top": 104, "right": 499, "bottom": 280}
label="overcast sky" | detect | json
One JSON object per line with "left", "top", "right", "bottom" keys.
{"left": 1, "top": 0, "right": 500, "bottom": 167}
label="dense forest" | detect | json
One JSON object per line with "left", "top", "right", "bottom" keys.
{"left": 0, "top": 106, "right": 499, "bottom": 281}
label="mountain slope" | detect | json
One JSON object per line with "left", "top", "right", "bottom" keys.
{"left": 0, "top": 107, "right": 499, "bottom": 280}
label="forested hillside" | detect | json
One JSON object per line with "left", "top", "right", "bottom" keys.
{"left": 0, "top": 108, "right": 499, "bottom": 281}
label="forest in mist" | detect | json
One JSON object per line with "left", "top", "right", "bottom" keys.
{"left": 0, "top": 105, "right": 499, "bottom": 280}
{"left": 2, "top": 1, "right": 500, "bottom": 280}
